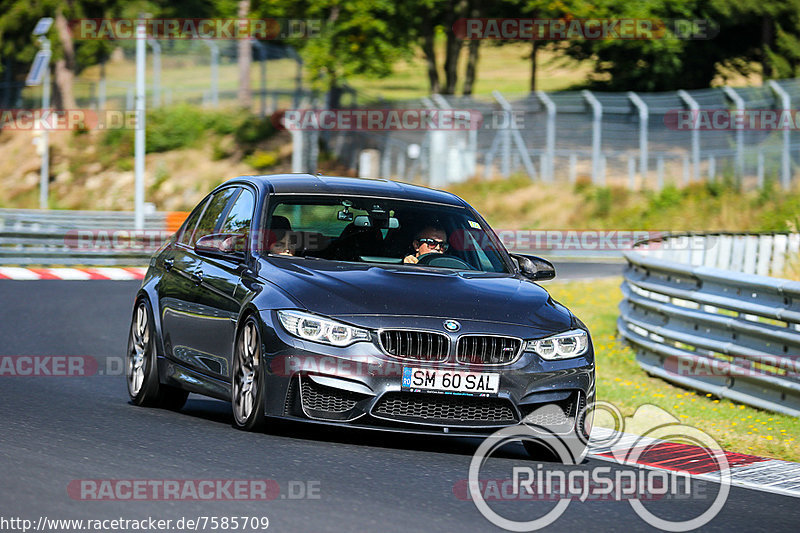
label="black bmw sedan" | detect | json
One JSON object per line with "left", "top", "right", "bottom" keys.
{"left": 127, "top": 174, "right": 595, "bottom": 457}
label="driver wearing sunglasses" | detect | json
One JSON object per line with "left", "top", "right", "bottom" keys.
{"left": 403, "top": 226, "right": 448, "bottom": 264}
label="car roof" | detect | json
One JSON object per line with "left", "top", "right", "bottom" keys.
{"left": 223, "top": 174, "right": 466, "bottom": 206}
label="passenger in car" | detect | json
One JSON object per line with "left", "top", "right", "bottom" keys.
{"left": 403, "top": 226, "right": 448, "bottom": 264}
{"left": 269, "top": 231, "right": 295, "bottom": 255}
{"left": 267, "top": 215, "right": 295, "bottom": 256}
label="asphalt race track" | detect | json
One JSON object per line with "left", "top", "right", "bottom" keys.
{"left": 1, "top": 267, "right": 798, "bottom": 532}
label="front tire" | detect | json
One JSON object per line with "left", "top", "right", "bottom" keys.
{"left": 232, "top": 316, "right": 267, "bottom": 431}
{"left": 126, "top": 298, "right": 188, "bottom": 410}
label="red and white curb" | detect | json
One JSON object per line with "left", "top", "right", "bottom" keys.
{"left": 588, "top": 427, "right": 800, "bottom": 498}
{"left": 0, "top": 267, "right": 147, "bottom": 281}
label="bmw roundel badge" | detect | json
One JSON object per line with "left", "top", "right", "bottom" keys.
{"left": 443, "top": 320, "right": 461, "bottom": 332}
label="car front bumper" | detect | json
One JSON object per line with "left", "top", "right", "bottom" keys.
{"left": 260, "top": 312, "right": 595, "bottom": 437}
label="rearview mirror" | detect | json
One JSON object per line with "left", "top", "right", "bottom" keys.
{"left": 511, "top": 254, "right": 555, "bottom": 281}
{"left": 353, "top": 215, "right": 399, "bottom": 229}
{"left": 195, "top": 233, "right": 246, "bottom": 258}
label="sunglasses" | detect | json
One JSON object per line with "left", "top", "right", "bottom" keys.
{"left": 417, "top": 238, "right": 448, "bottom": 251}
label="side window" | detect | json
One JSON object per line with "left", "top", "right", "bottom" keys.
{"left": 219, "top": 188, "right": 255, "bottom": 235}
{"left": 177, "top": 198, "right": 209, "bottom": 246}
{"left": 190, "top": 188, "right": 237, "bottom": 247}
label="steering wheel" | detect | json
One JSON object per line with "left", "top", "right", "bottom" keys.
{"left": 415, "top": 253, "right": 475, "bottom": 270}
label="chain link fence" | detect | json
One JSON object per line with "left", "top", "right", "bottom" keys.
{"left": 2, "top": 40, "right": 309, "bottom": 115}
{"left": 311, "top": 80, "right": 800, "bottom": 190}
{"left": 5, "top": 42, "right": 800, "bottom": 190}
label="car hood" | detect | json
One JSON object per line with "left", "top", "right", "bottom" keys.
{"left": 258, "top": 258, "right": 573, "bottom": 330}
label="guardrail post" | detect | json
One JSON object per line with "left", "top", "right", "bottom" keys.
{"left": 583, "top": 90, "right": 603, "bottom": 185}
{"left": 677, "top": 90, "right": 700, "bottom": 183}
{"left": 569, "top": 153, "right": 577, "bottom": 183}
{"left": 251, "top": 40, "right": 267, "bottom": 116}
{"left": 627, "top": 156, "right": 636, "bottom": 188}
{"left": 202, "top": 40, "right": 220, "bottom": 107}
{"left": 628, "top": 91, "right": 648, "bottom": 182}
{"left": 722, "top": 86, "right": 744, "bottom": 181}
{"left": 536, "top": 91, "right": 556, "bottom": 183}
{"left": 708, "top": 155, "right": 716, "bottom": 181}
{"left": 682, "top": 155, "right": 690, "bottom": 185}
{"left": 768, "top": 80, "right": 791, "bottom": 190}
{"left": 492, "top": 90, "right": 537, "bottom": 180}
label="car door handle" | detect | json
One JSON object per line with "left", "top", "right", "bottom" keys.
{"left": 163, "top": 258, "right": 174, "bottom": 271}
{"left": 191, "top": 271, "right": 203, "bottom": 285}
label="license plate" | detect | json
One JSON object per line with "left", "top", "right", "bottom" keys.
{"left": 401, "top": 367, "right": 500, "bottom": 396}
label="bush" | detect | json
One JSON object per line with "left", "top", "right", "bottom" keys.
{"left": 235, "top": 115, "right": 276, "bottom": 144}
{"left": 245, "top": 150, "right": 280, "bottom": 170}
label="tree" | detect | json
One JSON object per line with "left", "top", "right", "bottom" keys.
{"left": 0, "top": 0, "right": 132, "bottom": 109}
{"left": 237, "top": 0, "right": 252, "bottom": 108}
{"left": 256, "top": 0, "right": 415, "bottom": 98}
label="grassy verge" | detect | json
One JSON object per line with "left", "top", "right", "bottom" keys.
{"left": 446, "top": 176, "right": 800, "bottom": 232}
{"left": 543, "top": 277, "right": 800, "bottom": 462}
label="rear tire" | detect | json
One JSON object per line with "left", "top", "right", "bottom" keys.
{"left": 126, "top": 298, "right": 188, "bottom": 410}
{"left": 231, "top": 316, "right": 267, "bottom": 431}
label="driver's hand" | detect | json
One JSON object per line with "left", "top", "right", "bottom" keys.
{"left": 403, "top": 255, "right": 418, "bottom": 264}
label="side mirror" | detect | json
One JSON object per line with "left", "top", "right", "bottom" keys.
{"left": 511, "top": 254, "right": 555, "bottom": 281}
{"left": 195, "top": 233, "right": 246, "bottom": 259}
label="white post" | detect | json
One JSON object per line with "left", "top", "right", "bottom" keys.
{"left": 583, "top": 90, "right": 603, "bottom": 185}
{"left": 251, "top": 40, "right": 267, "bottom": 116}
{"left": 627, "top": 156, "right": 636, "bottom": 189}
{"left": 677, "top": 90, "right": 700, "bottom": 182}
{"left": 492, "top": 90, "right": 537, "bottom": 179}
{"left": 722, "top": 86, "right": 744, "bottom": 180}
{"left": 768, "top": 80, "right": 791, "bottom": 190}
{"left": 628, "top": 91, "right": 648, "bottom": 181}
{"left": 203, "top": 40, "right": 220, "bottom": 107}
{"left": 147, "top": 38, "right": 161, "bottom": 107}
{"left": 39, "top": 38, "right": 51, "bottom": 210}
{"left": 536, "top": 91, "right": 556, "bottom": 183}
{"left": 134, "top": 19, "right": 147, "bottom": 230}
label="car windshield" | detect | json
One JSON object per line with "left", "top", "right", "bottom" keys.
{"left": 262, "top": 195, "right": 510, "bottom": 273}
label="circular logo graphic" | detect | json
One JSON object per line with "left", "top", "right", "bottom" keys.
{"left": 468, "top": 404, "right": 730, "bottom": 532}
{"left": 443, "top": 320, "right": 461, "bottom": 332}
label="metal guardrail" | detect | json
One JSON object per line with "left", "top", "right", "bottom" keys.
{"left": 0, "top": 208, "right": 171, "bottom": 266}
{"left": 619, "top": 233, "right": 800, "bottom": 416}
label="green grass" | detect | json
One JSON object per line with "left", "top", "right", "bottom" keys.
{"left": 543, "top": 277, "right": 800, "bottom": 461}
{"left": 63, "top": 41, "right": 593, "bottom": 106}
{"left": 446, "top": 176, "right": 800, "bottom": 232}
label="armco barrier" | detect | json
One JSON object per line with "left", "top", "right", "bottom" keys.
{"left": 619, "top": 233, "right": 800, "bottom": 416}
{"left": 0, "top": 208, "right": 187, "bottom": 266}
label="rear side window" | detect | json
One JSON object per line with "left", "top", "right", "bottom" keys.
{"left": 189, "top": 188, "right": 237, "bottom": 247}
{"left": 177, "top": 198, "right": 209, "bottom": 246}
{"left": 219, "top": 188, "right": 255, "bottom": 235}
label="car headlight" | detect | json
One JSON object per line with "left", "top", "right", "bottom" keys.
{"left": 277, "top": 310, "right": 370, "bottom": 347}
{"left": 525, "top": 329, "right": 589, "bottom": 360}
